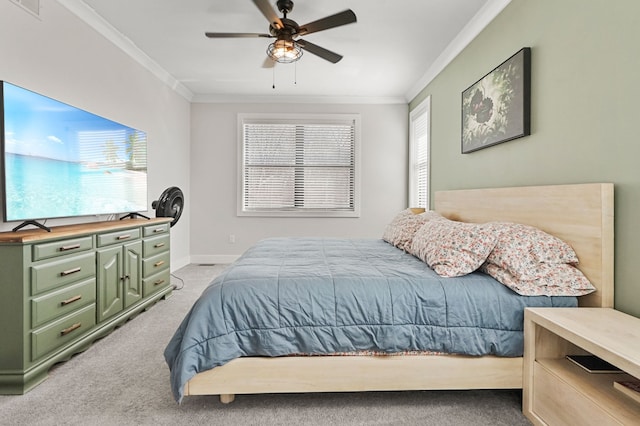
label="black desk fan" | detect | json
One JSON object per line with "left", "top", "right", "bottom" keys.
{"left": 152, "top": 187, "right": 184, "bottom": 227}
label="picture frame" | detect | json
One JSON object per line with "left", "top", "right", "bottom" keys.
{"left": 461, "top": 47, "right": 531, "bottom": 153}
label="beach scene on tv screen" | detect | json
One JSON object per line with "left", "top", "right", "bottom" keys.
{"left": 3, "top": 83, "right": 148, "bottom": 221}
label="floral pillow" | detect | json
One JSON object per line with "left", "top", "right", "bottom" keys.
{"left": 481, "top": 262, "right": 596, "bottom": 296}
{"left": 484, "top": 222, "right": 579, "bottom": 280}
{"left": 382, "top": 209, "right": 443, "bottom": 252}
{"left": 410, "top": 219, "right": 497, "bottom": 277}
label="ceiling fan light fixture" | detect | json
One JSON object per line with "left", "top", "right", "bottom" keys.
{"left": 267, "top": 39, "right": 303, "bottom": 63}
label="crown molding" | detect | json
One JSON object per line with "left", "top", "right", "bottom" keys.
{"left": 404, "top": 0, "right": 512, "bottom": 103}
{"left": 190, "top": 93, "right": 408, "bottom": 105}
{"left": 56, "top": 0, "right": 194, "bottom": 101}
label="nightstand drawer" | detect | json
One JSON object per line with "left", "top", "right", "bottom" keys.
{"left": 97, "top": 228, "right": 141, "bottom": 247}
{"left": 533, "top": 362, "right": 619, "bottom": 426}
{"left": 31, "top": 252, "right": 96, "bottom": 295}
{"left": 31, "top": 278, "right": 96, "bottom": 328}
{"left": 143, "top": 269, "right": 171, "bottom": 297}
{"left": 144, "top": 223, "right": 170, "bottom": 237}
{"left": 142, "top": 251, "right": 170, "bottom": 277}
{"left": 32, "top": 236, "right": 93, "bottom": 261}
{"left": 143, "top": 234, "right": 170, "bottom": 257}
{"left": 31, "top": 305, "right": 96, "bottom": 361}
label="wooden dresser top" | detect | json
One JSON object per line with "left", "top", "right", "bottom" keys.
{"left": 0, "top": 218, "right": 172, "bottom": 244}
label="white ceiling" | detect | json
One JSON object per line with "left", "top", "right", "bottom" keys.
{"left": 58, "top": 0, "right": 510, "bottom": 103}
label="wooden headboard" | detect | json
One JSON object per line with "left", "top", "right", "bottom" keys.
{"left": 434, "top": 183, "right": 614, "bottom": 308}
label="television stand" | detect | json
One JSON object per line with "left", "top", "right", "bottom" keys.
{"left": 119, "top": 212, "right": 150, "bottom": 220}
{"left": 0, "top": 218, "right": 173, "bottom": 395}
{"left": 12, "top": 220, "right": 51, "bottom": 233}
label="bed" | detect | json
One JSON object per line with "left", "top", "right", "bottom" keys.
{"left": 165, "top": 183, "right": 614, "bottom": 404}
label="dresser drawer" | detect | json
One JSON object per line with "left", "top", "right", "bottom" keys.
{"left": 144, "top": 223, "right": 170, "bottom": 237}
{"left": 31, "top": 278, "right": 96, "bottom": 328}
{"left": 31, "top": 305, "right": 96, "bottom": 361}
{"left": 143, "top": 234, "right": 170, "bottom": 258}
{"left": 31, "top": 252, "right": 96, "bottom": 295}
{"left": 97, "top": 228, "right": 141, "bottom": 247}
{"left": 142, "top": 251, "right": 170, "bottom": 278}
{"left": 143, "top": 269, "right": 171, "bottom": 297}
{"left": 32, "top": 236, "right": 93, "bottom": 261}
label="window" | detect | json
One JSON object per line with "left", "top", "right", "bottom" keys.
{"left": 409, "top": 96, "right": 430, "bottom": 209}
{"left": 238, "top": 114, "right": 360, "bottom": 217}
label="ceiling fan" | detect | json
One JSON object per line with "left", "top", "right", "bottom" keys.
{"left": 205, "top": 0, "right": 357, "bottom": 65}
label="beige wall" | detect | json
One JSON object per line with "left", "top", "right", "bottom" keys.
{"left": 189, "top": 102, "right": 408, "bottom": 262}
{"left": 410, "top": 0, "right": 640, "bottom": 317}
{"left": 0, "top": 1, "right": 192, "bottom": 269}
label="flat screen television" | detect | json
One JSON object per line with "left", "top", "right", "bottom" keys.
{"left": 1, "top": 81, "right": 148, "bottom": 228}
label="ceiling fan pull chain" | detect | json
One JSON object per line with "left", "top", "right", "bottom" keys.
{"left": 294, "top": 61, "right": 297, "bottom": 85}
{"left": 273, "top": 65, "right": 276, "bottom": 89}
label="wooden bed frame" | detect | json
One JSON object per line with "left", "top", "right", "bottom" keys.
{"left": 183, "top": 183, "right": 614, "bottom": 403}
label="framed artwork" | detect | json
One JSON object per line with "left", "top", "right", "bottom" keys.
{"left": 461, "top": 47, "right": 531, "bottom": 153}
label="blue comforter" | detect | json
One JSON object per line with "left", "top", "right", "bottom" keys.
{"left": 165, "top": 238, "right": 576, "bottom": 402}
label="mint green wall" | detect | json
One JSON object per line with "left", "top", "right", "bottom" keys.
{"left": 409, "top": 0, "right": 640, "bottom": 317}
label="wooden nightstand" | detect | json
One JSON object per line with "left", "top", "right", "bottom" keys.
{"left": 523, "top": 307, "right": 640, "bottom": 425}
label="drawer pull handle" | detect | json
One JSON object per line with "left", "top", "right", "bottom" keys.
{"left": 154, "top": 260, "right": 165, "bottom": 267}
{"left": 61, "top": 295, "right": 82, "bottom": 306}
{"left": 60, "top": 267, "right": 81, "bottom": 277}
{"left": 154, "top": 243, "right": 165, "bottom": 248}
{"left": 153, "top": 228, "right": 165, "bottom": 233}
{"left": 154, "top": 279, "right": 165, "bottom": 286}
{"left": 117, "top": 234, "right": 132, "bottom": 240}
{"left": 60, "top": 322, "right": 82, "bottom": 336}
{"left": 59, "top": 244, "right": 81, "bottom": 252}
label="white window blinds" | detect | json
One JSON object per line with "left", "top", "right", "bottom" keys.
{"left": 409, "top": 96, "right": 430, "bottom": 209}
{"left": 239, "top": 114, "right": 360, "bottom": 217}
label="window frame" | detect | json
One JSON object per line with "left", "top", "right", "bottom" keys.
{"left": 237, "top": 113, "right": 361, "bottom": 218}
{"left": 408, "top": 96, "right": 431, "bottom": 209}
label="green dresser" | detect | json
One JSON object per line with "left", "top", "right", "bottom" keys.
{"left": 0, "top": 218, "right": 172, "bottom": 394}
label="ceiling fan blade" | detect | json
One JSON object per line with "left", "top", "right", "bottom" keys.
{"left": 298, "top": 9, "right": 357, "bottom": 36}
{"left": 296, "top": 39, "right": 343, "bottom": 64}
{"left": 205, "top": 32, "right": 272, "bottom": 38}
{"left": 252, "top": 0, "right": 284, "bottom": 30}
{"left": 262, "top": 57, "right": 276, "bottom": 68}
